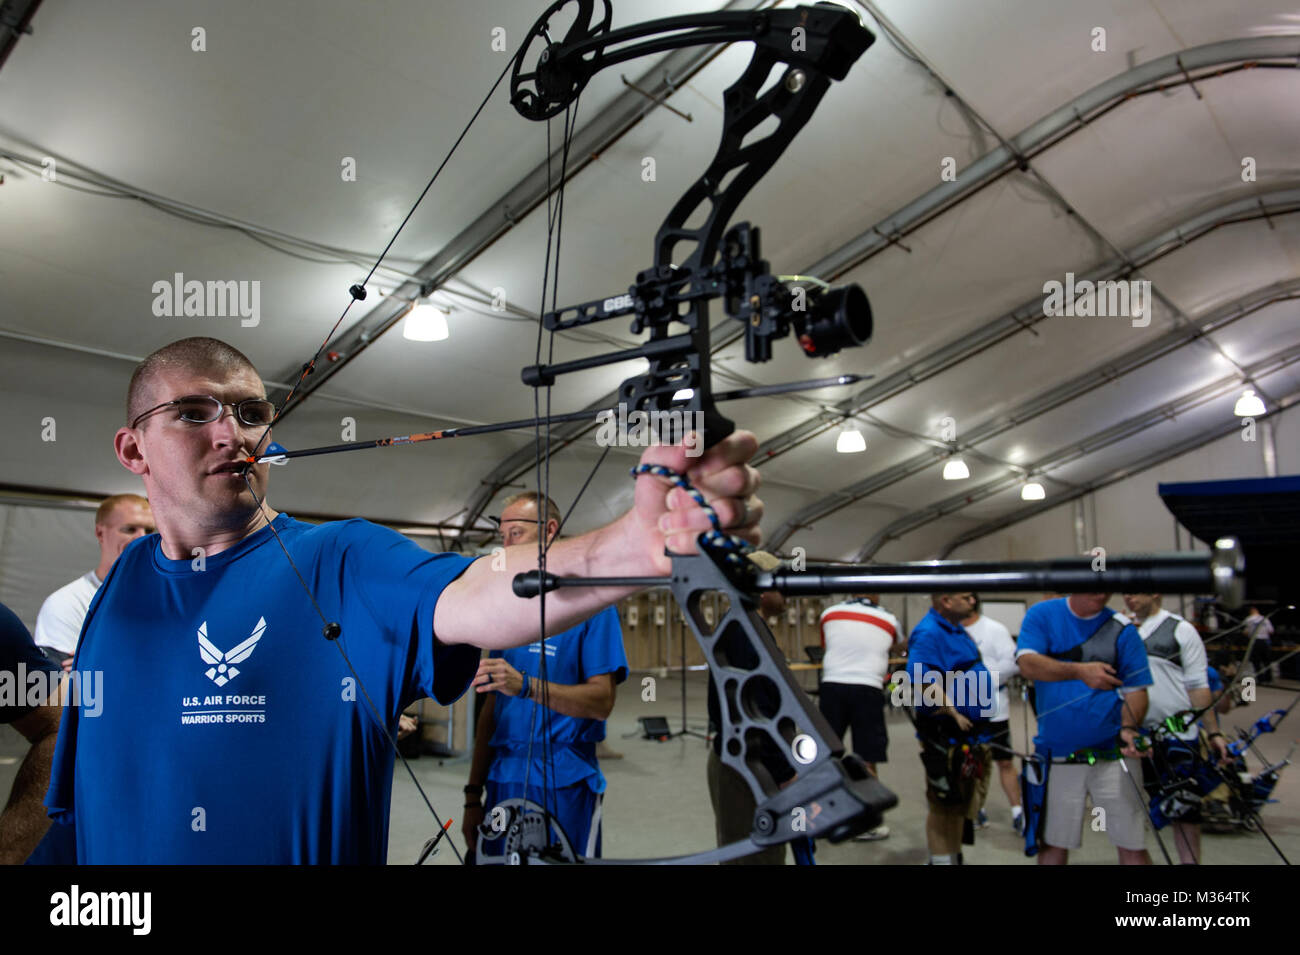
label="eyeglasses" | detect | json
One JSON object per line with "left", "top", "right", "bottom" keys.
{"left": 131, "top": 395, "right": 276, "bottom": 429}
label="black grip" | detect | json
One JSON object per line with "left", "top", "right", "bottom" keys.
{"left": 512, "top": 571, "right": 558, "bottom": 598}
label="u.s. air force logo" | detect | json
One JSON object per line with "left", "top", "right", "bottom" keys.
{"left": 197, "top": 618, "right": 265, "bottom": 686}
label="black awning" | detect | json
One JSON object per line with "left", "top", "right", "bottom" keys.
{"left": 1160, "top": 475, "right": 1300, "bottom": 603}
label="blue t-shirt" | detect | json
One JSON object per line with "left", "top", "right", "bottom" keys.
{"left": 46, "top": 516, "right": 478, "bottom": 864}
{"left": 0, "top": 601, "right": 60, "bottom": 724}
{"left": 905, "top": 607, "right": 995, "bottom": 722}
{"left": 489, "top": 606, "right": 627, "bottom": 793}
{"left": 1017, "top": 598, "right": 1151, "bottom": 755}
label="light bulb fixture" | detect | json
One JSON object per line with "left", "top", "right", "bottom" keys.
{"left": 1021, "top": 481, "right": 1045, "bottom": 501}
{"left": 1233, "top": 388, "right": 1264, "bottom": 417}
{"left": 836, "top": 426, "right": 866, "bottom": 453}
{"left": 403, "top": 302, "right": 449, "bottom": 342}
{"left": 942, "top": 456, "right": 969, "bottom": 480}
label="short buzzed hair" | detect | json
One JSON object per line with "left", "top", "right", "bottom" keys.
{"left": 126, "top": 337, "right": 262, "bottom": 426}
{"left": 501, "top": 491, "right": 562, "bottom": 527}
{"left": 95, "top": 493, "right": 149, "bottom": 526}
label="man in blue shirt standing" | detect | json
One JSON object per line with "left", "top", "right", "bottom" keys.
{"left": 45, "top": 337, "right": 761, "bottom": 864}
{"left": 1017, "top": 593, "right": 1153, "bottom": 865}
{"left": 905, "top": 592, "right": 997, "bottom": 865}
{"left": 461, "top": 492, "right": 627, "bottom": 861}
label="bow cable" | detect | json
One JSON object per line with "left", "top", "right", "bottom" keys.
{"left": 231, "top": 52, "right": 519, "bottom": 864}
{"left": 248, "top": 55, "right": 516, "bottom": 463}
{"left": 516, "top": 94, "right": 583, "bottom": 854}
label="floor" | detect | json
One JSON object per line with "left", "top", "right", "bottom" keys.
{"left": 3, "top": 671, "right": 1292, "bottom": 865}
{"left": 389, "top": 670, "right": 1300, "bottom": 866}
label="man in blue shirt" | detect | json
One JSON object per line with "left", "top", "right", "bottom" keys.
{"left": 1017, "top": 593, "right": 1152, "bottom": 865}
{"left": 461, "top": 492, "right": 627, "bottom": 861}
{"left": 905, "top": 592, "right": 997, "bottom": 865}
{"left": 45, "top": 337, "right": 762, "bottom": 864}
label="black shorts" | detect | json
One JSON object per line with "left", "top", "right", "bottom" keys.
{"left": 818, "top": 682, "right": 888, "bottom": 763}
{"left": 985, "top": 720, "right": 1012, "bottom": 761}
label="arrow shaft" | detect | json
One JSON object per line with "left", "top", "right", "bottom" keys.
{"left": 251, "top": 375, "right": 863, "bottom": 464}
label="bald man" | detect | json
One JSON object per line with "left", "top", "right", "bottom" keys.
{"left": 463, "top": 491, "right": 627, "bottom": 861}
{"left": 34, "top": 494, "right": 154, "bottom": 666}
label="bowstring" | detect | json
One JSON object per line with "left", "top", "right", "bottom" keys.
{"left": 242, "top": 476, "right": 464, "bottom": 864}
{"left": 1200, "top": 606, "right": 1281, "bottom": 646}
{"left": 520, "top": 94, "right": 581, "bottom": 852}
{"left": 1169, "top": 612, "right": 1265, "bottom": 727}
{"left": 249, "top": 55, "right": 515, "bottom": 463}
{"left": 232, "top": 54, "right": 514, "bottom": 864}
{"left": 1025, "top": 660, "right": 1154, "bottom": 726}
{"left": 1113, "top": 688, "right": 1176, "bottom": 865}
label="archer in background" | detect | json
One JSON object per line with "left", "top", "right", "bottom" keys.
{"left": 816, "top": 592, "right": 897, "bottom": 842}
{"left": 1243, "top": 605, "right": 1275, "bottom": 684}
{"left": 1016, "top": 593, "right": 1152, "bottom": 865}
{"left": 34, "top": 493, "right": 154, "bottom": 671}
{"left": 462, "top": 491, "right": 627, "bottom": 861}
{"left": 1123, "top": 592, "right": 1229, "bottom": 865}
{"left": 906, "top": 592, "right": 995, "bottom": 865}
{"left": 45, "top": 337, "right": 760, "bottom": 863}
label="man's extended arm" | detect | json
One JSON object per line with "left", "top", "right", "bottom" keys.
{"left": 0, "top": 701, "right": 61, "bottom": 864}
{"left": 434, "top": 435, "right": 761, "bottom": 650}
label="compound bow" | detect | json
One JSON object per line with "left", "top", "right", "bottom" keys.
{"left": 247, "top": 1, "right": 1246, "bottom": 865}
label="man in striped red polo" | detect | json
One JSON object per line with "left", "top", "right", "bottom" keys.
{"left": 818, "top": 594, "right": 899, "bottom": 841}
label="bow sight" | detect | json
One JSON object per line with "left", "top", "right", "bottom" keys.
{"left": 517, "top": 1, "right": 875, "bottom": 446}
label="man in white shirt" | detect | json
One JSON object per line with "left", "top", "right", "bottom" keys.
{"left": 1122, "top": 592, "right": 1230, "bottom": 865}
{"left": 1243, "top": 606, "right": 1275, "bottom": 684}
{"left": 34, "top": 494, "right": 154, "bottom": 666}
{"left": 818, "top": 594, "right": 898, "bottom": 841}
{"left": 962, "top": 598, "right": 1023, "bottom": 833}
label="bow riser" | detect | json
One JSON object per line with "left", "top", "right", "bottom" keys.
{"left": 673, "top": 544, "right": 896, "bottom": 845}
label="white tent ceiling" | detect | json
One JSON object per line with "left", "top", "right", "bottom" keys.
{"left": 0, "top": 0, "right": 1296, "bottom": 560}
